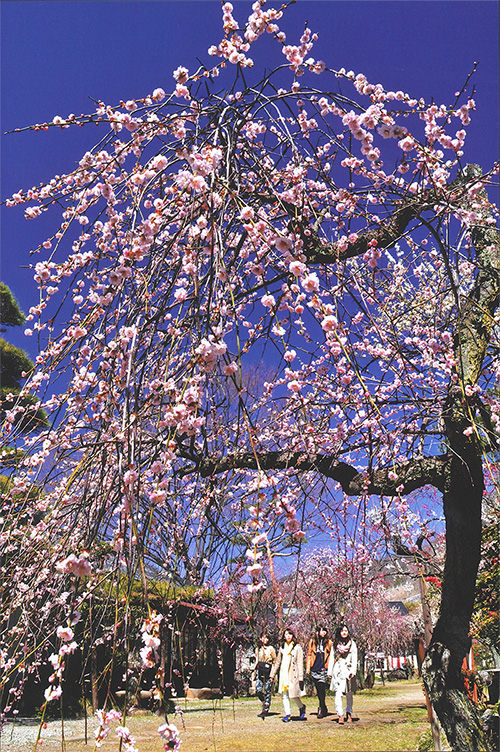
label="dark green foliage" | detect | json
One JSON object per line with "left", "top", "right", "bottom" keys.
{"left": 0, "top": 338, "right": 33, "bottom": 389}
{"left": 0, "top": 284, "right": 47, "bottom": 439}
{"left": 0, "top": 282, "right": 25, "bottom": 329}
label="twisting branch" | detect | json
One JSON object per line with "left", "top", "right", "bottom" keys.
{"left": 193, "top": 450, "right": 448, "bottom": 494}
{"left": 297, "top": 196, "right": 432, "bottom": 264}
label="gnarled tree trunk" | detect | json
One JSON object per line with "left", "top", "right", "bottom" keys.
{"left": 423, "top": 435, "right": 486, "bottom": 750}
{"left": 422, "top": 165, "right": 500, "bottom": 751}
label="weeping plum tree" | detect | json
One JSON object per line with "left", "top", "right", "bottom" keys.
{"left": 282, "top": 547, "right": 418, "bottom": 660}
{"left": 1, "top": 1, "right": 499, "bottom": 749}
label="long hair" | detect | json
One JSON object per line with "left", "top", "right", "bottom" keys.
{"left": 311, "top": 624, "right": 330, "bottom": 649}
{"left": 258, "top": 630, "right": 271, "bottom": 645}
{"left": 334, "top": 624, "right": 351, "bottom": 645}
{"left": 315, "top": 624, "right": 329, "bottom": 642}
{"left": 281, "top": 626, "right": 296, "bottom": 647}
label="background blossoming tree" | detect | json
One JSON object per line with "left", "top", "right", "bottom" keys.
{"left": 1, "top": 2, "right": 499, "bottom": 749}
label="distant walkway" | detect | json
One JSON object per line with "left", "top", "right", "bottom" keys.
{"left": 2, "top": 679, "right": 430, "bottom": 751}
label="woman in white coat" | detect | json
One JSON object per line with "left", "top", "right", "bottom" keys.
{"left": 270, "top": 627, "right": 307, "bottom": 722}
{"left": 327, "top": 624, "right": 358, "bottom": 724}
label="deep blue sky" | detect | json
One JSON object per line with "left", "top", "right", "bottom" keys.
{"left": 1, "top": 0, "right": 499, "bottom": 357}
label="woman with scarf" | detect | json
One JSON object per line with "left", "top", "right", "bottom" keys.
{"left": 306, "top": 625, "right": 333, "bottom": 718}
{"left": 270, "top": 627, "right": 307, "bottom": 722}
{"left": 327, "top": 624, "right": 358, "bottom": 724}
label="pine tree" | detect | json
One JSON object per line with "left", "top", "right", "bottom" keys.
{"left": 0, "top": 282, "right": 47, "bottom": 456}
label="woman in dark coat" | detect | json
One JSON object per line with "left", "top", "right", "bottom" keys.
{"left": 306, "top": 625, "right": 333, "bottom": 717}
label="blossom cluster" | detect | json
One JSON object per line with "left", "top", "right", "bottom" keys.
{"left": 282, "top": 27, "right": 324, "bottom": 76}
{"left": 140, "top": 611, "right": 163, "bottom": 669}
{"left": 56, "top": 552, "right": 92, "bottom": 577}
{"left": 158, "top": 722, "right": 182, "bottom": 751}
{"left": 208, "top": 1, "right": 285, "bottom": 67}
{"left": 94, "top": 709, "right": 124, "bottom": 747}
{"left": 43, "top": 622, "right": 79, "bottom": 705}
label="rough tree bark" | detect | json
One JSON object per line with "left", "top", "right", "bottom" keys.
{"left": 182, "top": 166, "right": 499, "bottom": 750}
{"left": 422, "top": 165, "right": 500, "bottom": 751}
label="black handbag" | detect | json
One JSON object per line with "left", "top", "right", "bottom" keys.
{"left": 257, "top": 661, "right": 272, "bottom": 678}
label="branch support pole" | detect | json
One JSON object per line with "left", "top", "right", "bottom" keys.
{"left": 266, "top": 539, "right": 284, "bottom": 630}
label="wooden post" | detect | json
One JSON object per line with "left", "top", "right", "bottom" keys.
{"left": 91, "top": 645, "right": 99, "bottom": 712}
{"left": 89, "top": 596, "right": 99, "bottom": 712}
{"left": 266, "top": 539, "right": 283, "bottom": 629}
{"left": 158, "top": 619, "right": 167, "bottom": 717}
{"left": 83, "top": 676, "right": 88, "bottom": 744}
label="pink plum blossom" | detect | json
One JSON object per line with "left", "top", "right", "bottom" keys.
{"left": 173, "top": 66, "right": 189, "bottom": 84}
{"left": 158, "top": 722, "right": 182, "bottom": 752}
{"left": 261, "top": 293, "right": 276, "bottom": 308}
{"left": 56, "top": 626, "right": 74, "bottom": 642}
{"left": 301, "top": 272, "right": 320, "bottom": 293}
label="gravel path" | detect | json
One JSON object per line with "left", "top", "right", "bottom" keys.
{"left": 1, "top": 716, "right": 93, "bottom": 750}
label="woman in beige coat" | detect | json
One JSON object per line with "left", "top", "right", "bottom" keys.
{"left": 270, "top": 627, "right": 306, "bottom": 722}
{"left": 254, "top": 631, "right": 277, "bottom": 718}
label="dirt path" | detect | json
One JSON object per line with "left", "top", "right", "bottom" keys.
{"left": 1, "top": 679, "right": 430, "bottom": 751}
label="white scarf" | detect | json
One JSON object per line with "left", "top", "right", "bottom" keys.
{"left": 279, "top": 642, "right": 294, "bottom": 693}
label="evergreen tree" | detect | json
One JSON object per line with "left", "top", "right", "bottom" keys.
{"left": 0, "top": 282, "right": 47, "bottom": 452}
